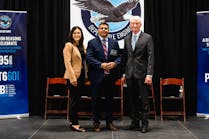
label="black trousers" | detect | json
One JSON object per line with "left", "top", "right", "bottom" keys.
{"left": 91, "top": 75, "right": 115, "bottom": 123}
{"left": 126, "top": 77, "right": 150, "bottom": 126}
{"left": 68, "top": 84, "right": 81, "bottom": 125}
{"left": 68, "top": 72, "right": 85, "bottom": 125}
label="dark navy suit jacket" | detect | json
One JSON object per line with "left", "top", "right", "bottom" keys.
{"left": 86, "top": 36, "right": 121, "bottom": 84}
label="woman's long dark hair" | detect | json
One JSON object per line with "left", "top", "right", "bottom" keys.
{"left": 67, "top": 26, "right": 84, "bottom": 51}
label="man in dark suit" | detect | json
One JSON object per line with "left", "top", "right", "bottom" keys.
{"left": 86, "top": 22, "right": 121, "bottom": 132}
{"left": 122, "top": 16, "right": 154, "bottom": 133}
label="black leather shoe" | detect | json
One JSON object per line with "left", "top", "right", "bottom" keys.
{"left": 107, "top": 123, "right": 117, "bottom": 131}
{"left": 124, "top": 124, "right": 141, "bottom": 131}
{"left": 93, "top": 122, "right": 101, "bottom": 132}
{"left": 141, "top": 125, "right": 148, "bottom": 133}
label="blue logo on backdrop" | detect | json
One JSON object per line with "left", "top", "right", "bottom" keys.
{"left": 74, "top": 0, "right": 141, "bottom": 40}
{"left": 0, "top": 15, "right": 12, "bottom": 29}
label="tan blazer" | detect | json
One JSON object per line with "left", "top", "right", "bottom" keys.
{"left": 63, "top": 42, "right": 82, "bottom": 83}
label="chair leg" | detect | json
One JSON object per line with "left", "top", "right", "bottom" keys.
{"left": 160, "top": 111, "right": 163, "bottom": 121}
{"left": 152, "top": 98, "right": 157, "bottom": 120}
{"left": 44, "top": 99, "right": 47, "bottom": 120}
{"left": 120, "top": 84, "right": 123, "bottom": 120}
{"left": 44, "top": 113, "right": 46, "bottom": 120}
{"left": 44, "top": 111, "right": 47, "bottom": 120}
{"left": 183, "top": 112, "right": 186, "bottom": 122}
{"left": 154, "top": 111, "right": 157, "bottom": 120}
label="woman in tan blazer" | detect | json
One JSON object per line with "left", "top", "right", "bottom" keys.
{"left": 63, "top": 26, "right": 86, "bottom": 132}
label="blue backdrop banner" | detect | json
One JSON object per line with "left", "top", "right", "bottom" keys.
{"left": 0, "top": 10, "right": 28, "bottom": 119}
{"left": 197, "top": 11, "right": 209, "bottom": 116}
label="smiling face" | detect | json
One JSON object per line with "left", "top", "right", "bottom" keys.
{"left": 72, "top": 28, "right": 82, "bottom": 43}
{"left": 130, "top": 16, "right": 142, "bottom": 34}
{"left": 98, "top": 23, "right": 109, "bottom": 38}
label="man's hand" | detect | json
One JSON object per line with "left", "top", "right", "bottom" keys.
{"left": 107, "top": 62, "right": 116, "bottom": 69}
{"left": 121, "top": 76, "right": 126, "bottom": 84}
{"left": 144, "top": 76, "right": 152, "bottom": 85}
{"left": 101, "top": 62, "right": 116, "bottom": 70}
{"left": 101, "top": 63, "right": 109, "bottom": 70}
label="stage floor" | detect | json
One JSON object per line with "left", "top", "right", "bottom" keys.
{"left": 0, "top": 116, "right": 208, "bottom": 139}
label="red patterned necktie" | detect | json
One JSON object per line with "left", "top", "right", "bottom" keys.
{"left": 102, "top": 39, "right": 109, "bottom": 74}
{"left": 102, "top": 39, "right": 108, "bottom": 58}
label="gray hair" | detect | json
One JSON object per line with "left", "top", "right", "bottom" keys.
{"left": 130, "top": 16, "right": 141, "bottom": 23}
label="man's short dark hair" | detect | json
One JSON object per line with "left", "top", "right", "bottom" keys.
{"left": 99, "top": 22, "right": 109, "bottom": 27}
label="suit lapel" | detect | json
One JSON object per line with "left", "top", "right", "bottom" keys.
{"left": 73, "top": 45, "right": 81, "bottom": 59}
{"left": 97, "top": 37, "right": 107, "bottom": 59}
{"left": 134, "top": 32, "right": 144, "bottom": 50}
{"left": 127, "top": 35, "right": 134, "bottom": 54}
{"left": 107, "top": 38, "right": 111, "bottom": 57}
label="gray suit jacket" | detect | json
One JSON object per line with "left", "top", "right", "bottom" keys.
{"left": 123, "top": 32, "right": 154, "bottom": 79}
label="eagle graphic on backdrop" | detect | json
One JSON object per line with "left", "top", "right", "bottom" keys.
{"left": 0, "top": 18, "right": 12, "bottom": 29}
{"left": 74, "top": 0, "right": 139, "bottom": 22}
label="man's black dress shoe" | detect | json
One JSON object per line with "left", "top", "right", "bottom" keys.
{"left": 107, "top": 123, "right": 117, "bottom": 131}
{"left": 141, "top": 126, "right": 148, "bottom": 133}
{"left": 93, "top": 121, "right": 101, "bottom": 132}
{"left": 124, "top": 124, "right": 141, "bottom": 131}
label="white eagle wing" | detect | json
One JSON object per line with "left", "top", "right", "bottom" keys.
{"left": 115, "top": 0, "right": 139, "bottom": 15}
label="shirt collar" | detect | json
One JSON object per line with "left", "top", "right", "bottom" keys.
{"left": 132, "top": 30, "right": 141, "bottom": 38}
{"left": 99, "top": 36, "right": 108, "bottom": 42}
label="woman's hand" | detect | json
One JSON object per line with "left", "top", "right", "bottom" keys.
{"left": 71, "top": 81, "right": 78, "bottom": 87}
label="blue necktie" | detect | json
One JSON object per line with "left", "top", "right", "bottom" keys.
{"left": 132, "top": 35, "right": 137, "bottom": 50}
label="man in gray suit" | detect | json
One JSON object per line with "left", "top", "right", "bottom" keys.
{"left": 122, "top": 16, "right": 154, "bottom": 133}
